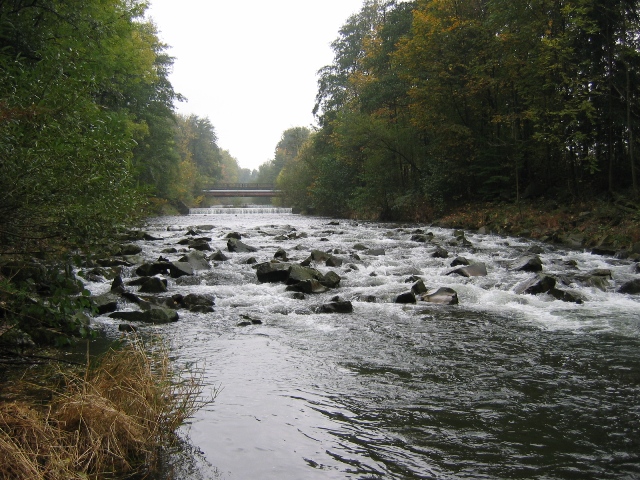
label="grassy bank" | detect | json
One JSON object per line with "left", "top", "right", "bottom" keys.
{"left": 0, "top": 337, "right": 210, "bottom": 479}
{"left": 433, "top": 195, "right": 640, "bottom": 253}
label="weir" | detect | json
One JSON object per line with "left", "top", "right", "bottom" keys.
{"left": 190, "top": 207, "right": 292, "bottom": 215}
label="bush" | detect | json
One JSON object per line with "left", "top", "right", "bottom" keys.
{"left": 0, "top": 337, "right": 214, "bottom": 479}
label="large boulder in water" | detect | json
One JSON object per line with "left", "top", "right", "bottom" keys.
{"left": 513, "top": 256, "right": 543, "bottom": 272}
{"left": 618, "top": 278, "right": 640, "bottom": 294}
{"left": 136, "top": 262, "right": 171, "bottom": 277}
{"left": 320, "top": 271, "right": 341, "bottom": 289}
{"left": 287, "top": 264, "right": 323, "bottom": 284}
{"left": 179, "top": 250, "right": 211, "bottom": 270}
{"left": 448, "top": 263, "right": 487, "bottom": 277}
{"left": 256, "top": 262, "right": 292, "bottom": 283}
{"left": 422, "top": 287, "right": 458, "bottom": 305}
{"left": 169, "top": 261, "right": 194, "bottom": 278}
{"left": 227, "top": 237, "right": 258, "bottom": 253}
{"left": 411, "top": 279, "right": 428, "bottom": 295}
{"left": 514, "top": 274, "right": 556, "bottom": 295}
{"left": 395, "top": 291, "right": 416, "bottom": 304}
{"left": 137, "top": 277, "right": 168, "bottom": 294}
{"left": 431, "top": 246, "right": 449, "bottom": 259}
{"left": 180, "top": 293, "right": 215, "bottom": 313}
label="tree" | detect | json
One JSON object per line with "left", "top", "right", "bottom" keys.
{"left": 0, "top": 0, "right": 178, "bottom": 252}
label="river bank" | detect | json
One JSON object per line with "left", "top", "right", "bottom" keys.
{"left": 433, "top": 195, "right": 640, "bottom": 254}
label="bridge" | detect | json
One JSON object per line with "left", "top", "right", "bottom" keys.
{"left": 202, "top": 183, "right": 280, "bottom": 197}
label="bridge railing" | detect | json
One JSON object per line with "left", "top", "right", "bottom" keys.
{"left": 203, "top": 183, "right": 276, "bottom": 190}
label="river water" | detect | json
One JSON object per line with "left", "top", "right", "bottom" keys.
{"left": 89, "top": 212, "right": 640, "bottom": 479}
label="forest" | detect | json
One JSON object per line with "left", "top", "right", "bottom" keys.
{"left": 0, "top": 0, "right": 258, "bottom": 254}
{"left": 278, "top": 0, "right": 640, "bottom": 220}
{"left": 2, "top": 0, "right": 640, "bottom": 249}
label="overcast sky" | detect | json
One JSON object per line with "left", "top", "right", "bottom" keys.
{"left": 146, "top": 1, "right": 365, "bottom": 171}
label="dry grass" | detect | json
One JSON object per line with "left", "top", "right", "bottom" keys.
{"left": 0, "top": 336, "right": 212, "bottom": 479}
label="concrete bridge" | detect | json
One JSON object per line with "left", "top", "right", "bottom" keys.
{"left": 202, "top": 183, "right": 280, "bottom": 197}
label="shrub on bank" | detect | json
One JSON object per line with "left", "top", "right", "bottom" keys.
{"left": 0, "top": 337, "right": 212, "bottom": 479}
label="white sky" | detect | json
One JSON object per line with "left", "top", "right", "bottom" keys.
{"left": 146, "top": 0, "right": 365, "bottom": 171}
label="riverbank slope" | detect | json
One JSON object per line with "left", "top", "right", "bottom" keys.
{"left": 433, "top": 195, "right": 640, "bottom": 256}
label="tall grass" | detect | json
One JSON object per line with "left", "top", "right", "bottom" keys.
{"left": 0, "top": 336, "right": 212, "bottom": 479}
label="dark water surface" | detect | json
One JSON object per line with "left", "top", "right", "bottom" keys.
{"left": 88, "top": 213, "right": 640, "bottom": 479}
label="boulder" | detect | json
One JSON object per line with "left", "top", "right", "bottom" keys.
{"left": 432, "top": 247, "right": 449, "bottom": 259}
{"left": 97, "top": 258, "right": 132, "bottom": 268}
{"left": 318, "top": 301, "right": 353, "bottom": 314}
{"left": 422, "top": 287, "right": 458, "bottom": 305}
{"left": 326, "top": 256, "right": 343, "bottom": 267}
{"left": 256, "top": 262, "right": 292, "bottom": 283}
{"left": 111, "top": 275, "right": 125, "bottom": 293}
{"left": 286, "top": 279, "right": 328, "bottom": 294}
{"left": 117, "top": 244, "right": 142, "bottom": 256}
{"left": 514, "top": 274, "right": 556, "bottom": 295}
{"left": 395, "top": 291, "right": 416, "bottom": 304}
{"left": 549, "top": 288, "right": 584, "bottom": 304}
{"left": 353, "top": 243, "right": 369, "bottom": 251}
{"left": 136, "top": 262, "right": 171, "bottom": 277}
{"left": 118, "top": 324, "right": 137, "bottom": 333}
{"left": 309, "top": 249, "right": 331, "bottom": 262}
{"left": 227, "top": 238, "right": 258, "bottom": 253}
{"left": 450, "top": 257, "right": 470, "bottom": 267}
{"left": 179, "top": 250, "right": 211, "bottom": 270}
{"left": 287, "top": 264, "right": 323, "bottom": 284}
{"left": 355, "top": 294, "right": 377, "bottom": 303}
{"left": 92, "top": 293, "right": 119, "bottom": 315}
{"left": 618, "top": 278, "right": 640, "bottom": 294}
{"left": 411, "top": 234, "right": 431, "bottom": 243}
{"left": 411, "top": 279, "right": 428, "bottom": 295}
{"left": 567, "top": 272, "right": 611, "bottom": 291}
{"left": 365, "top": 248, "right": 386, "bottom": 256}
{"left": 109, "top": 308, "right": 178, "bottom": 324}
{"left": 513, "top": 256, "right": 543, "bottom": 272}
{"left": 169, "top": 261, "right": 194, "bottom": 278}
{"left": 180, "top": 293, "right": 215, "bottom": 313}
{"left": 182, "top": 237, "right": 212, "bottom": 251}
{"left": 138, "top": 277, "right": 168, "bottom": 294}
{"left": 226, "top": 232, "right": 242, "bottom": 239}
{"left": 274, "top": 248, "right": 288, "bottom": 261}
{"left": 320, "top": 271, "right": 341, "bottom": 289}
{"left": 448, "top": 263, "right": 488, "bottom": 277}
{"left": 209, "top": 249, "right": 229, "bottom": 261}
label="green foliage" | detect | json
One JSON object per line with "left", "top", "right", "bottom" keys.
{"left": 170, "top": 114, "right": 222, "bottom": 206}
{"left": 291, "top": 0, "right": 640, "bottom": 220}
{"left": 0, "top": 0, "right": 179, "bottom": 252}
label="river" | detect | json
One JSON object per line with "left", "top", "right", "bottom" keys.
{"left": 88, "top": 211, "right": 640, "bottom": 479}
